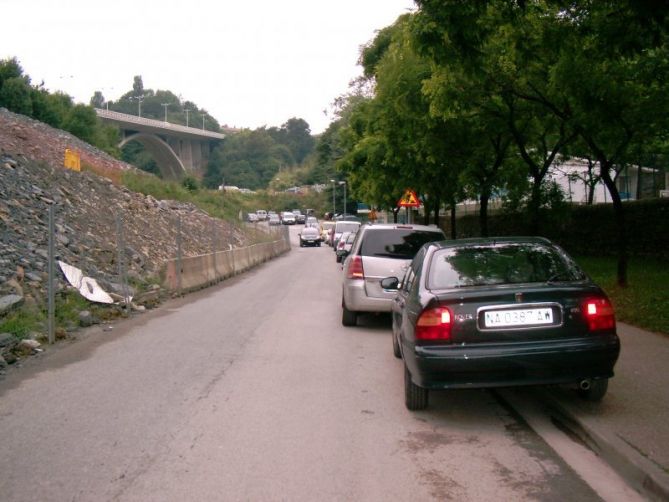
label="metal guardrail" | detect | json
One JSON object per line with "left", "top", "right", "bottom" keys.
{"left": 95, "top": 108, "right": 226, "bottom": 140}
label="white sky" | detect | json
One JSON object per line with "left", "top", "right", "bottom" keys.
{"left": 1, "top": 0, "right": 415, "bottom": 134}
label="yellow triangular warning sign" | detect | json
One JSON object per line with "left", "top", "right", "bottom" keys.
{"left": 398, "top": 189, "right": 420, "bottom": 207}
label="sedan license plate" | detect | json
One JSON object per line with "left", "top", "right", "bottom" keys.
{"left": 484, "top": 308, "right": 553, "bottom": 328}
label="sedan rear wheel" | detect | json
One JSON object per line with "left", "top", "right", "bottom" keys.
{"left": 578, "top": 378, "right": 608, "bottom": 402}
{"left": 404, "top": 364, "right": 428, "bottom": 410}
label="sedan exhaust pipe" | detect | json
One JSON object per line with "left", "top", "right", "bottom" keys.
{"left": 579, "top": 379, "right": 591, "bottom": 390}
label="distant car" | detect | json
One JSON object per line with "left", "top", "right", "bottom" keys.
{"left": 331, "top": 220, "right": 361, "bottom": 249}
{"left": 247, "top": 212, "right": 258, "bottom": 223}
{"left": 256, "top": 210, "right": 267, "bottom": 221}
{"left": 293, "top": 210, "right": 306, "bottom": 224}
{"left": 268, "top": 214, "right": 281, "bottom": 226}
{"left": 335, "top": 231, "right": 356, "bottom": 263}
{"left": 385, "top": 236, "right": 620, "bottom": 411}
{"left": 321, "top": 221, "right": 335, "bottom": 244}
{"left": 299, "top": 226, "right": 322, "bottom": 247}
{"left": 341, "top": 223, "right": 446, "bottom": 326}
{"left": 281, "top": 211, "right": 296, "bottom": 225}
{"left": 305, "top": 216, "right": 319, "bottom": 228}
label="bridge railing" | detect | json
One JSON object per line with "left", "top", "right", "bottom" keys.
{"left": 95, "top": 108, "right": 226, "bottom": 139}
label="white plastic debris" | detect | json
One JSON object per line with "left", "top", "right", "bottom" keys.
{"left": 57, "top": 261, "right": 114, "bottom": 304}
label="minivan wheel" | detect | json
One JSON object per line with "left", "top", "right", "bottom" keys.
{"left": 577, "top": 378, "right": 608, "bottom": 402}
{"left": 342, "top": 302, "right": 358, "bottom": 327}
{"left": 404, "top": 365, "right": 428, "bottom": 410}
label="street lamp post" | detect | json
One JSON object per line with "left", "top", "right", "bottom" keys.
{"left": 202, "top": 112, "right": 206, "bottom": 130}
{"left": 129, "top": 96, "right": 144, "bottom": 117}
{"left": 161, "top": 103, "right": 170, "bottom": 122}
{"left": 330, "top": 179, "right": 336, "bottom": 216}
{"left": 184, "top": 108, "right": 191, "bottom": 127}
{"left": 339, "top": 181, "right": 347, "bottom": 217}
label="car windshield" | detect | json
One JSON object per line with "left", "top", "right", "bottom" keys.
{"left": 360, "top": 229, "right": 445, "bottom": 259}
{"left": 427, "top": 242, "right": 587, "bottom": 289}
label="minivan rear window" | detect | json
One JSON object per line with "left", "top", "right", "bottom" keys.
{"left": 360, "top": 229, "right": 445, "bottom": 259}
{"left": 336, "top": 222, "right": 360, "bottom": 233}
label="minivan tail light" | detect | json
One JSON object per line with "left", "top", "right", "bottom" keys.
{"left": 416, "top": 307, "right": 452, "bottom": 341}
{"left": 347, "top": 256, "right": 364, "bottom": 279}
{"left": 582, "top": 297, "right": 615, "bottom": 332}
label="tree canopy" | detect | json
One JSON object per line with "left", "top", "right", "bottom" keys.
{"left": 330, "top": 1, "right": 669, "bottom": 285}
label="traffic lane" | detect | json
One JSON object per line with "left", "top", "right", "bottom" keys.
{"left": 0, "top": 226, "right": 600, "bottom": 501}
{"left": 119, "top": 231, "right": 599, "bottom": 501}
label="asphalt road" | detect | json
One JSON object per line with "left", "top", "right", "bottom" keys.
{"left": 0, "top": 226, "right": 622, "bottom": 501}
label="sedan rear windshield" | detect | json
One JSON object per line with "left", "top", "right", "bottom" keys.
{"left": 360, "top": 229, "right": 445, "bottom": 259}
{"left": 428, "top": 242, "right": 587, "bottom": 289}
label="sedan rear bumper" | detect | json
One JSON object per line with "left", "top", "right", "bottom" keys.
{"left": 406, "top": 334, "right": 620, "bottom": 389}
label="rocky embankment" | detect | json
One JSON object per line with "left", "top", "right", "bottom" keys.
{"left": 0, "top": 107, "right": 246, "bottom": 368}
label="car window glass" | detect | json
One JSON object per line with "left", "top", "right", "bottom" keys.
{"left": 428, "top": 242, "right": 587, "bottom": 289}
{"left": 336, "top": 222, "right": 361, "bottom": 233}
{"left": 360, "top": 230, "right": 444, "bottom": 259}
{"left": 402, "top": 267, "right": 415, "bottom": 293}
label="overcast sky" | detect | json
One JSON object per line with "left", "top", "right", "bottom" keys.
{"left": 1, "top": 0, "right": 415, "bottom": 133}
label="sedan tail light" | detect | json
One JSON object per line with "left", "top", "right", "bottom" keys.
{"left": 346, "top": 255, "right": 364, "bottom": 279}
{"left": 416, "top": 307, "right": 452, "bottom": 341}
{"left": 582, "top": 297, "right": 616, "bottom": 332}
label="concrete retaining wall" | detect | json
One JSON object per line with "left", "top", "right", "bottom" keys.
{"left": 162, "top": 233, "right": 290, "bottom": 292}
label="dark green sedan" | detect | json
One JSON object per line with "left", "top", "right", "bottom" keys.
{"left": 383, "top": 237, "right": 620, "bottom": 411}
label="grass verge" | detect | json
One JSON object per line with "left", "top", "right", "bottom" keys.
{"left": 577, "top": 256, "right": 669, "bottom": 335}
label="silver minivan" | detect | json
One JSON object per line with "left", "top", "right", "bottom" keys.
{"left": 341, "top": 223, "right": 445, "bottom": 326}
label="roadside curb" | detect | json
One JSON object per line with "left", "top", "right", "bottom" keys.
{"left": 541, "top": 392, "right": 669, "bottom": 502}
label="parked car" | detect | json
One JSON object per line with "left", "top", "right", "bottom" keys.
{"left": 321, "top": 221, "right": 336, "bottom": 244}
{"left": 383, "top": 236, "right": 621, "bottom": 410}
{"left": 335, "top": 231, "right": 356, "bottom": 263}
{"left": 268, "top": 214, "right": 281, "bottom": 225}
{"left": 293, "top": 209, "right": 306, "bottom": 224}
{"left": 246, "top": 212, "right": 258, "bottom": 223}
{"left": 256, "top": 209, "right": 267, "bottom": 221}
{"left": 281, "top": 211, "right": 296, "bottom": 225}
{"left": 341, "top": 223, "right": 445, "bottom": 326}
{"left": 299, "top": 226, "right": 322, "bottom": 247}
{"left": 331, "top": 220, "right": 361, "bottom": 249}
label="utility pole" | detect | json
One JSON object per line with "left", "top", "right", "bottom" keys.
{"left": 184, "top": 108, "right": 191, "bottom": 127}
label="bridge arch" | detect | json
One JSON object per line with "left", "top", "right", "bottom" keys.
{"left": 119, "top": 133, "right": 186, "bottom": 180}
{"left": 95, "top": 109, "right": 227, "bottom": 180}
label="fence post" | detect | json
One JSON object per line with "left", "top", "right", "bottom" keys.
{"left": 176, "top": 214, "right": 182, "bottom": 294}
{"left": 211, "top": 220, "right": 217, "bottom": 282}
{"left": 116, "top": 213, "right": 130, "bottom": 311}
{"left": 47, "top": 204, "right": 55, "bottom": 345}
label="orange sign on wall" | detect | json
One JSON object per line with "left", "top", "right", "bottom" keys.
{"left": 398, "top": 189, "right": 420, "bottom": 208}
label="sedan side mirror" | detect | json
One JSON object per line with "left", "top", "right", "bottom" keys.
{"left": 380, "top": 277, "right": 400, "bottom": 291}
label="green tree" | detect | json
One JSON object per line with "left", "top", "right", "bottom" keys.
{"left": 62, "top": 104, "right": 100, "bottom": 145}
{"left": 90, "top": 91, "right": 105, "bottom": 109}
{"left": 0, "top": 77, "right": 32, "bottom": 115}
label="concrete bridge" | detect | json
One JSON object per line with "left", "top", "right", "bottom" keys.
{"left": 95, "top": 109, "right": 226, "bottom": 179}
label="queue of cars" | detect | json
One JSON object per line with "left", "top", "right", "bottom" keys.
{"left": 332, "top": 222, "right": 620, "bottom": 412}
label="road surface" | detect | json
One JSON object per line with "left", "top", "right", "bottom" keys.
{"left": 0, "top": 226, "right": 636, "bottom": 501}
